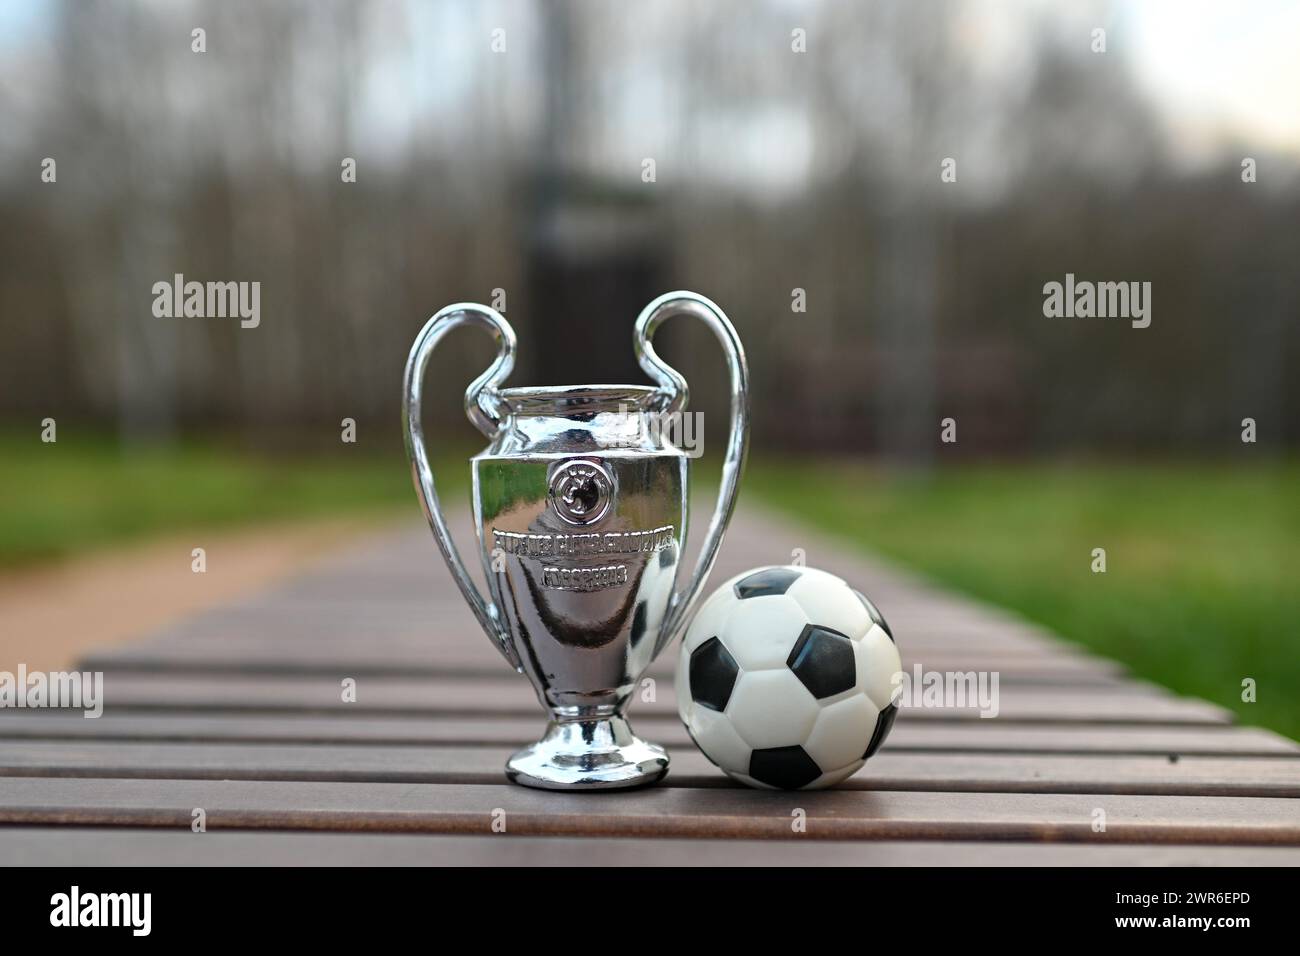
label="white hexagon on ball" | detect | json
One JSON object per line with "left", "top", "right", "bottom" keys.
{"left": 855, "top": 626, "right": 903, "bottom": 713}
{"left": 676, "top": 565, "right": 902, "bottom": 790}
{"left": 718, "top": 594, "right": 810, "bottom": 672}
{"left": 786, "top": 570, "right": 871, "bottom": 641}
{"left": 805, "top": 694, "right": 877, "bottom": 772}
{"left": 683, "top": 704, "right": 751, "bottom": 773}
{"left": 726, "top": 669, "right": 820, "bottom": 750}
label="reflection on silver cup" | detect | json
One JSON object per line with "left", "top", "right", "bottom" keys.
{"left": 403, "top": 292, "right": 749, "bottom": 789}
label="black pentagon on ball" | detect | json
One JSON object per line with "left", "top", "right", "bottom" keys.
{"left": 786, "top": 623, "right": 856, "bottom": 699}
{"left": 749, "top": 745, "right": 823, "bottom": 790}
{"left": 853, "top": 589, "right": 894, "bottom": 642}
{"left": 862, "top": 701, "right": 898, "bottom": 759}
{"left": 630, "top": 600, "right": 648, "bottom": 644}
{"left": 733, "top": 567, "right": 801, "bottom": 599}
{"left": 689, "top": 637, "right": 739, "bottom": 712}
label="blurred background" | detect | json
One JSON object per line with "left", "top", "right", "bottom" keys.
{"left": 0, "top": 0, "right": 1296, "bottom": 735}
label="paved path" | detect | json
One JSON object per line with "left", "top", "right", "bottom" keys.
{"left": 1, "top": 503, "right": 1297, "bottom": 865}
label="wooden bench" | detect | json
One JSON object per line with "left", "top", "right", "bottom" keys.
{"left": 2, "top": 505, "right": 1297, "bottom": 865}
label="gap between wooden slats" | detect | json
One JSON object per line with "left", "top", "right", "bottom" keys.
{"left": 0, "top": 741, "right": 1297, "bottom": 797}
{"left": 2, "top": 828, "right": 1299, "bottom": 866}
{"left": 0, "top": 778, "right": 1297, "bottom": 845}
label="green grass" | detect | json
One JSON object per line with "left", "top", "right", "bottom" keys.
{"left": 4, "top": 431, "right": 1296, "bottom": 740}
{"left": 0, "top": 431, "right": 420, "bottom": 566}
{"left": 745, "top": 460, "right": 1300, "bottom": 741}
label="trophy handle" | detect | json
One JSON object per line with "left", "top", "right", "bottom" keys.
{"left": 403, "top": 303, "right": 520, "bottom": 670}
{"left": 634, "top": 291, "right": 751, "bottom": 655}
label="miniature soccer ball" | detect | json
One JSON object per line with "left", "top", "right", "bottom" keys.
{"left": 675, "top": 565, "right": 902, "bottom": 789}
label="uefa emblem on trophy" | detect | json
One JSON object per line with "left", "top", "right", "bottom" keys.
{"left": 403, "top": 292, "right": 750, "bottom": 790}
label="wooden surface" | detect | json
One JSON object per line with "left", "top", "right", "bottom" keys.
{"left": 2, "top": 504, "right": 1297, "bottom": 865}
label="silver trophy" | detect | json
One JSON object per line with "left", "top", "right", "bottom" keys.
{"left": 403, "top": 292, "right": 749, "bottom": 790}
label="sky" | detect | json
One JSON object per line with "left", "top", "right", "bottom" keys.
{"left": 1125, "top": 0, "right": 1300, "bottom": 161}
{"left": 1, "top": 0, "right": 1297, "bottom": 173}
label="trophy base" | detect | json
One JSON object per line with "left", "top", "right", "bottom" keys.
{"left": 505, "top": 714, "right": 669, "bottom": 790}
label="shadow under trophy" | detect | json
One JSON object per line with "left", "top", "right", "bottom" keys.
{"left": 403, "top": 292, "right": 749, "bottom": 790}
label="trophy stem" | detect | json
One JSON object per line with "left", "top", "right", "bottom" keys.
{"left": 505, "top": 713, "right": 669, "bottom": 791}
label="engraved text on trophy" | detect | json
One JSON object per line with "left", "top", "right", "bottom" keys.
{"left": 492, "top": 526, "right": 675, "bottom": 592}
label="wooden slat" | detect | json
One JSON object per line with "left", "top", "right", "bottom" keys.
{"left": 81, "top": 642, "right": 1127, "bottom": 685}
{"left": 15, "top": 507, "right": 1297, "bottom": 863}
{"left": 1, "top": 777, "right": 1297, "bottom": 844}
{"left": 90, "top": 619, "right": 1082, "bottom": 661}
{"left": 62, "top": 673, "right": 1230, "bottom": 724}
{"left": 2, "top": 740, "right": 1297, "bottom": 797}
{"left": 3, "top": 828, "right": 1299, "bottom": 866}
{"left": 1, "top": 710, "right": 1293, "bottom": 755}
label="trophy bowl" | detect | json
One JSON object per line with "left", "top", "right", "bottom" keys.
{"left": 403, "top": 292, "right": 749, "bottom": 790}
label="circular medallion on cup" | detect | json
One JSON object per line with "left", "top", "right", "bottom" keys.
{"left": 548, "top": 459, "right": 614, "bottom": 526}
